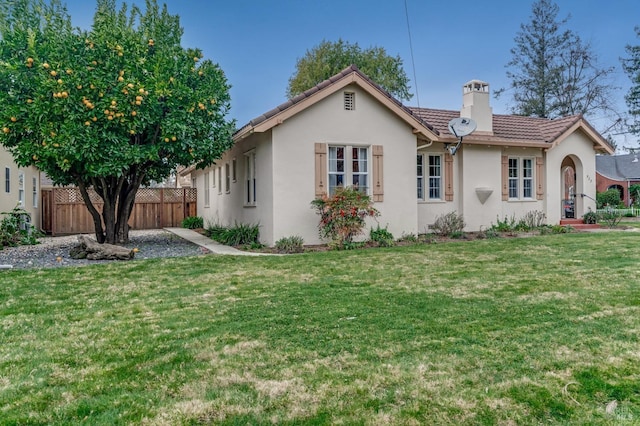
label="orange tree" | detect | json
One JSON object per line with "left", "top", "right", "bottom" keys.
{"left": 0, "top": 0, "right": 234, "bottom": 244}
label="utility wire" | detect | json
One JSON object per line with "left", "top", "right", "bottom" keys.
{"left": 404, "top": 0, "right": 420, "bottom": 108}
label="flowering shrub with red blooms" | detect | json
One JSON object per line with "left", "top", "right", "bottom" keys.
{"left": 311, "top": 187, "right": 379, "bottom": 248}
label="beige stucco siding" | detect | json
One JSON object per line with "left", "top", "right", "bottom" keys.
{"left": 0, "top": 147, "right": 40, "bottom": 229}
{"left": 546, "top": 130, "right": 597, "bottom": 222}
{"left": 270, "top": 84, "right": 419, "bottom": 245}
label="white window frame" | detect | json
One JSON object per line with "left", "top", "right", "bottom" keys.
{"left": 509, "top": 157, "right": 535, "bottom": 200}
{"left": 417, "top": 154, "right": 424, "bottom": 200}
{"left": 328, "top": 145, "right": 369, "bottom": 196}
{"left": 18, "top": 171, "right": 24, "bottom": 207}
{"left": 428, "top": 154, "right": 442, "bottom": 200}
{"left": 4, "top": 167, "right": 9, "bottom": 193}
{"left": 204, "top": 171, "right": 210, "bottom": 207}
{"left": 32, "top": 176, "right": 38, "bottom": 208}
{"left": 218, "top": 167, "right": 222, "bottom": 194}
{"left": 225, "top": 163, "right": 230, "bottom": 194}
{"left": 244, "top": 150, "right": 257, "bottom": 206}
{"left": 232, "top": 158, "right": 237, "bottom": 182}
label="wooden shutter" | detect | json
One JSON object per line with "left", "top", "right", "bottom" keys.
{"left": 501, "top": 155, "right": 509, "bottom": 201}
{"left": 536, "top": 157, "right": 544, "bottom": 200}
{"left": 444, "top": 153, "right": 454, "bottom": 201}
{"left": 372, "top": 145, "right": 384, "bottom": 202}
{"left": 314, "top": 143, "right": 327, "bottom": 198}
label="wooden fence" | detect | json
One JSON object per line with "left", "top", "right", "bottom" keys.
{"left": 41, "top": 187, "right": 197, "bottom": 236}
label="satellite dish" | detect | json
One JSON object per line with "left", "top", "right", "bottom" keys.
{"left": 448, "top": 117, "right": 477, "bottom": 138}
{"left": 445, "top": 117, "right": 477, "bottom": 155}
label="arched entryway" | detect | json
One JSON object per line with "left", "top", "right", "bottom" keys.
{"left": 561, "top": 156, "right": 582, "bottom": 219}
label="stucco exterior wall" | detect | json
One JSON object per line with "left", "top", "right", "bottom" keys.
{"left": 0, "top": 147, "right": 40, "bottom": 229}
{"left": 271, "top": 85, "right": 419, "bottom": 245}
{"left": 546, "top": 130, "right": 598, "bottom": 222}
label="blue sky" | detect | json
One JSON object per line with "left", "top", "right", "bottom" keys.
{"left": 63, "top": 0, "right": 639, "bottom": 146}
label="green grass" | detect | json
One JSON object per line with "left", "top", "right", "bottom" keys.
{"left": 1, "top": 232, "right": 640, "bottom": 424}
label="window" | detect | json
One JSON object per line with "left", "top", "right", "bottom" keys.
{"left": 428, "top": 155, "right": 442, "bottom": 200}
{"left": 225, "top": 163, "right": 230, "bottom": 193}
{"left": 18, "top": 172, "right": 24, "bottom": 206}
{"left": 4, "top": 167, "right": 9, "bottom": 193}
{"left": 32, "top": 176, "right": 38, "bottom": 208}
{"left": 417, "top": 154, "right": 424, "bottom": 199}
{"left": 212, "top": 166, "right": 216, "bottom": 187}
{"left": 204, "top": 172, "right": 210, "bottom": 207}
{"left": 328, "top": 146, "right": 368, "bottom": 195}
{"left": 232, "top": 158, "right": 237, "bottom": 182}
{"left": 218, "top": 167, "right": 222, "bottom": 194}
{"left": 244, "top": 150, "right": 256, "bottom": 205}
{"left": 509, "top": 157, "right": 535, "bottom": 200}
{"left": 344, "top": 92, "right": 355, "bottom": 110}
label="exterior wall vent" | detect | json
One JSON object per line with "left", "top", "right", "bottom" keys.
{"left": 344, "top": 92, "right": 355, "bottom": 111}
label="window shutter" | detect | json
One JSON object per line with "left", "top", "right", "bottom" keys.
{"left": 372, "top": 145, "right": 384, "bottom": 202}
{"left": 501, "top": 155, "right": 509, "bottom": 201}
{"left": 536, "top": 157, "right": 544, "bottom": 200}
{"left": 444, "top": 153, "right": 454, "bottom": 201}
{"left": 315, "top": 143, "right": 327, "bottom": 198}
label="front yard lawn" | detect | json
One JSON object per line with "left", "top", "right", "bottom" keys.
{"left": 1, "top": 232, "right": 639, "bottom": 424}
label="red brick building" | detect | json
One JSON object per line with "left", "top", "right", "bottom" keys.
{"left": 596, "top": 154, "right": 640, "bottom": 206}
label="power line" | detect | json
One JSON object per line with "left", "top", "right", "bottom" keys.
{"left": 404, "top": 0, "right": 420, "bottom": 108}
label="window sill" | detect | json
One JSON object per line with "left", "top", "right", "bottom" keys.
{"left": 418, "top": 199, "right": 446, "bottom": 204}
{"left": 243, "top": 204, "right": 257, "bottom": 208}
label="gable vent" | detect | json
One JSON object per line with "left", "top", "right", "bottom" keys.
{"left": 344, "top": 92, "right": 355, "bottom": 111}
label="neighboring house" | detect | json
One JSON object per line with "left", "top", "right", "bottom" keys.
{"left": 596, "top": 154, "right": 640, "bottom": 206}
{"left": 186, "top": 66, "right": 613, "bottom": 246}
{"left": 0, "top": 146, "right": 41, "bottom": 229}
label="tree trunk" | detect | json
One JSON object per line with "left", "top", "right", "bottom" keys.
{"left": 70, "top": 235, "right": 135, "bottom": 260}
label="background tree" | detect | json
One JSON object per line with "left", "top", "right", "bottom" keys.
{"left": 498, "top": 0, "right": 616, "bottom": 120}
{"left": 287, "top": 39, "right": 412, "bottom": 101}
{"left": 623, "top": 27, "right": 640, "bottom": 139}
{"left": 0, "top": 0, "right": 234, "bottom": 244}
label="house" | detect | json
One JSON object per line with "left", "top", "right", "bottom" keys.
{"left": 596, "top": 154, "right": 640, "bottom": 206}
{"left": 0, "top": 146, "right": 41, "bottom": 229}
{"left": 187, "top": 66, "right": 613, "bottom": 246}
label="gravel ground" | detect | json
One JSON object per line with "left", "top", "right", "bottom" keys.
{"left": 0, "top": 229, "right": 207, "bottom": 270}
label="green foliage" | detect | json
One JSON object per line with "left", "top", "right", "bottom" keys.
{"left": 500, "top": 0, "right": 615, "bottom": 119}
{"left": 181, "top": 216, "right": 203, "bottom": 229}
{"left": 287, "top": 39, "right": 412, "bottom": 101}
{"left": 582, "top": 210, "right": 598, "bottom": 224}
{"left": 0, "top": 206, "right": 40, "bottom": 248}
{"left": 311, "top": 187, "right": 379, "bottom": 248}
{"left": 0, "top": 0, "right": 234, "bottom": 244}
{"left": 205, "top": 222, "right": 260, "bottom": 246}
{"left": 599, "top": 208, "right": 622, "bottom": 228}
{"left": 369, "top": 225, "right": 395, "bottom": 247}
{"left": 623, "top": 27, "right": 640, "bottom": 137}
{"left": 629, "top": 183, "right": 640, "bottom": 206}
{"left": 597, "top": 189, "right": 622, "bottom": 208}
{"left": 274, "top": 236, "right": 304, "bottom": 254}
{"left": 431, "top": 211, "right": 465, "bottom": 237}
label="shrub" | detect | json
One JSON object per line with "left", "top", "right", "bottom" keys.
{"left": 181, "top": 216, "right": 204, "bottom": 229}
{"left": 596, "top": 189, "right": 622, "bottom": 209}
{"left": 311, "top": 187, "right": 379, "bottom": 248}
{"left": 599, "top": 208, "right": 622, "bottom": 228}
{"left": 582, "top": 210, "right": 598, "bottom": 224}
{"left": 523, "top": 210, "right": 546, "bottom": 228}
{"left": 491, "top": 215, "right": 517, "bottom": 232}
{"left": 0, "top": 206, "right": 40, "bottom": 249}
{"left": 205, "top": 221, "right": 260, "bottom": 246}
{"left": 275, "top": 236, "right": 304, "bottom": 253}
{"left": 369, "top": 225, "right": 395, "bottom": 247}
{"left": 431, "top": 211, "right": 465, "bottom": 237}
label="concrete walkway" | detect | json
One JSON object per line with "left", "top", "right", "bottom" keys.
{"left": 164, "top": 227, "right": 271, "bottom": 256}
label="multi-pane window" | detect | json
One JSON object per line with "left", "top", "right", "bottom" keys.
{"left": 225, "top": 163, "right": 230, "bottom": 193}
{"left": 509, "top": 157, "right": 535, "bottom": 199}
{"left": 18, "top": 172, "right": 24, "bottom": 206}
{"left": 417, "top": 154, "right": 424, "bottom": 199}
{"left": 218, "top": 167, "right": 222, "bottom": 194}
{"left": 4, "top": 167, "right": 9, "bottom": 193}
{"left": 328, "top": 146, "right": 368, "bottom": 195}
{"left": 428, "top": 155, "right": 442, "bottom": 199}
{"left": 204, "top": 172, "right": 210, "bottom": 207}
{"left": 232, "top": 158, "right": 237, "bottom": 182}
{"left": 244, "top": 151, "right": 256, "bottom": 205}
{"left": 32, "top": 176, "right": 38, "bottom": 208}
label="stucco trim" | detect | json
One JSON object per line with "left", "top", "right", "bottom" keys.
{"left": 550, "top": 119, "right": 614, "bottom": 155}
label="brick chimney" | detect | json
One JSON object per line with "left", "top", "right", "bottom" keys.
{"left": 461, "top": 80, "right": 493, "bottom": 135}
